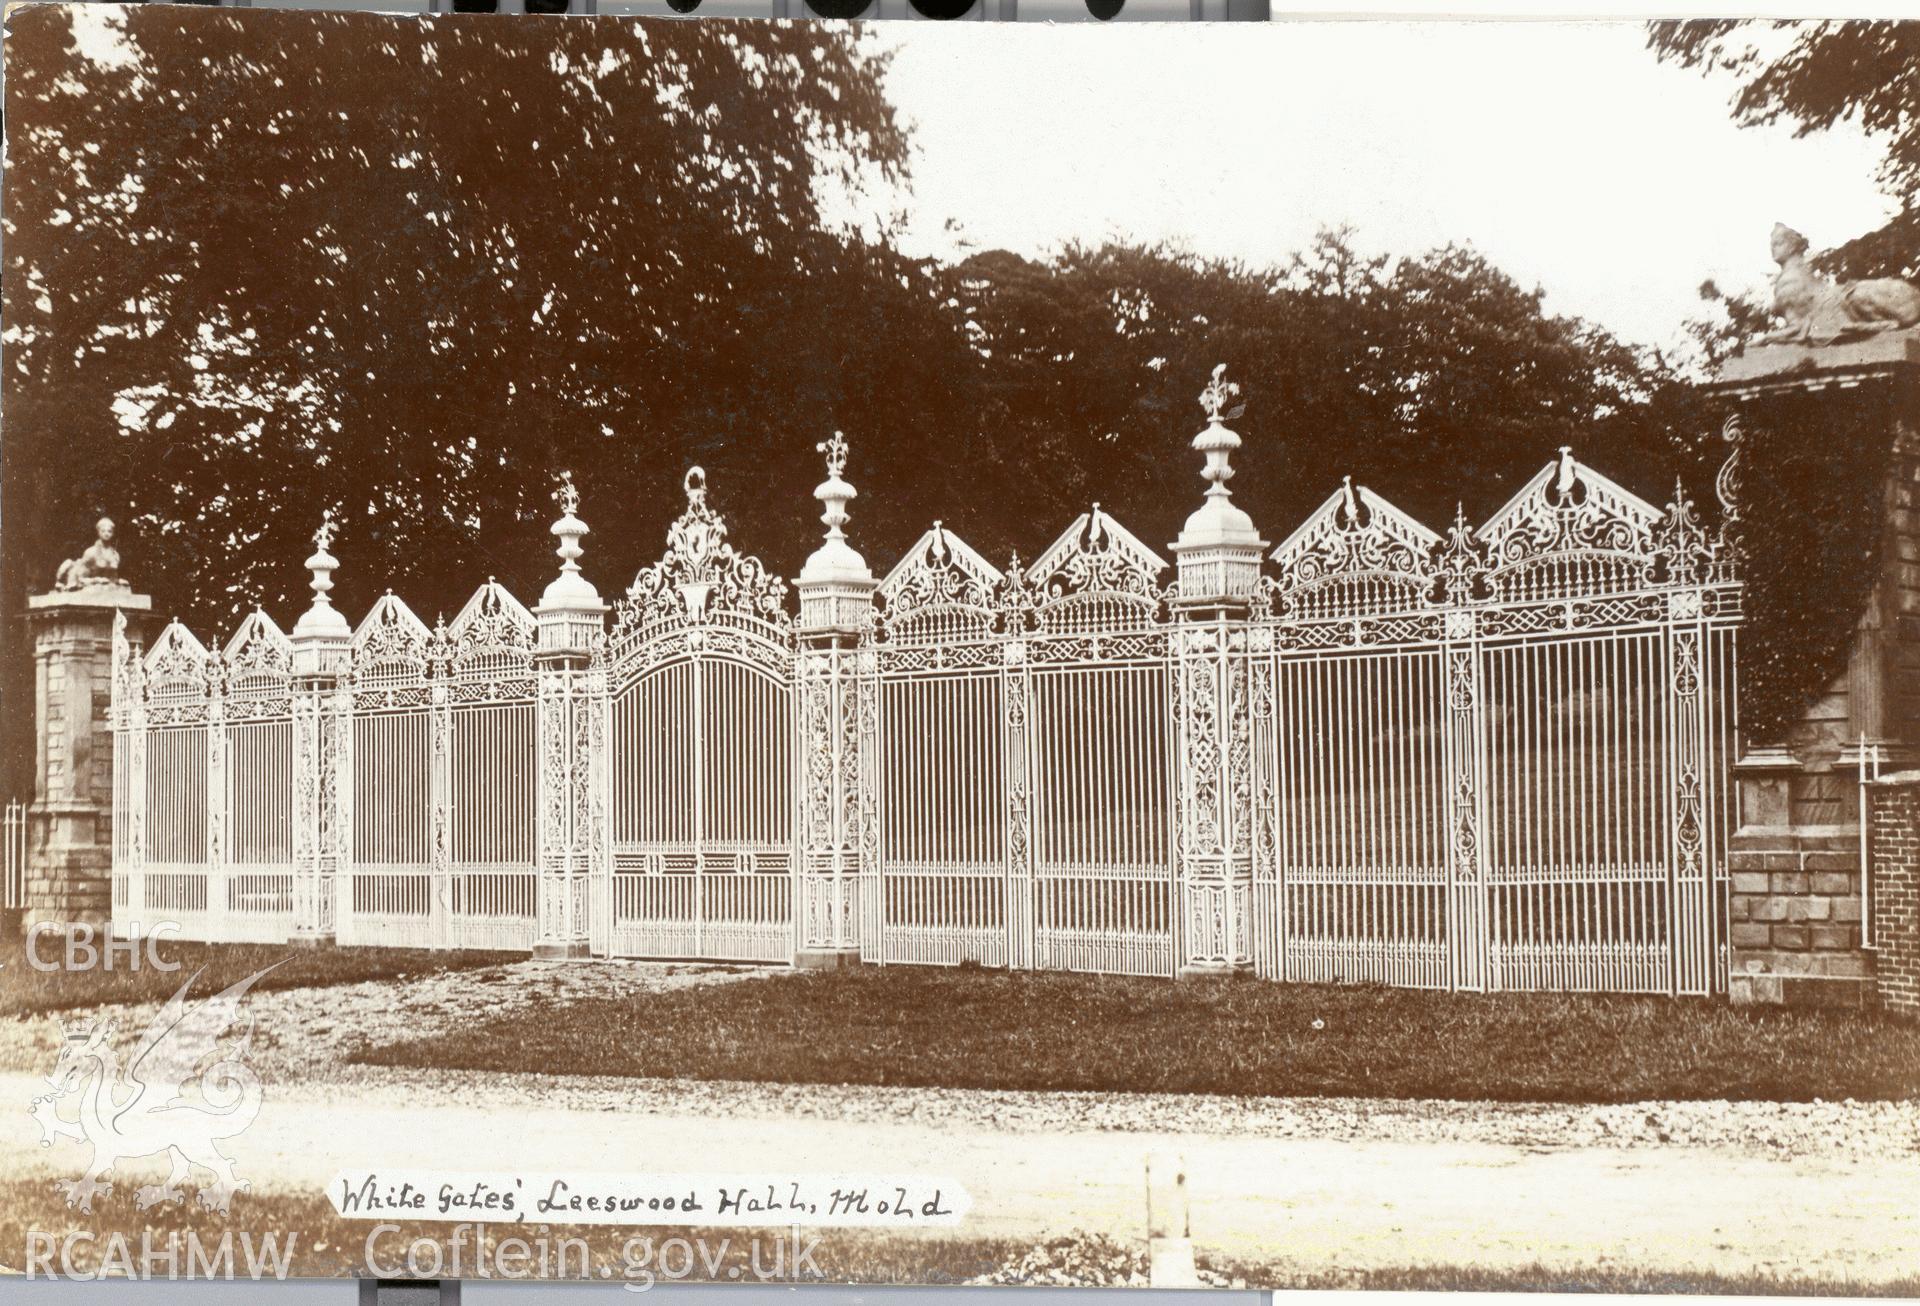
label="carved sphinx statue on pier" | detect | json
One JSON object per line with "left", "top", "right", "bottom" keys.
{"left": 53, "top": 517, "right": 129, "bottom": 593}
{"left": 1760, "top": 223, "right": 1920, "bottom": 347}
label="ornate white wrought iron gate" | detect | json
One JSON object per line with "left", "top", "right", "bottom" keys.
{"left": 113, "top": 575, "right": 543, "bottom": 951}
{"left": 605, "top": 470, "right": 796, "bottom": 962}
{"left": 866, "top": 512, "right": 1179, "bottom": 976}
{"left": 109, "top": 367, "right": 1742, "bottom": 994}
{"left": 1251, "top": 468, "right": 1739, "bottom": 993}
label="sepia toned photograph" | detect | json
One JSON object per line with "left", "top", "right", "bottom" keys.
{"left": 1, "top": 6, "right": 1918, "bottom": 1291}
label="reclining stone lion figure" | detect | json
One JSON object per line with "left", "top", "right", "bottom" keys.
{"left": 1761, "top": 222, "right": 1920, "bottom": 346}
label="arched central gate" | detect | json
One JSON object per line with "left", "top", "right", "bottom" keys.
{"left": 604, "top": 470, "right": 796, "bottom": 961}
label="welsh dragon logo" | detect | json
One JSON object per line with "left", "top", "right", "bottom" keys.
{"left": 31, "top": 963, "right": 281, "bottom": 1214}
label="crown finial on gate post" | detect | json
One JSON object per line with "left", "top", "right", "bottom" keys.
{"left": 796, "top": 431, "right": 876, "bottom": 640}
{"left": 291, "top": 509, "right": 351, "bottom": 677}
{"left": 536, "top": 469, "right": 606, "bottom": 661}
{"left": 1171, "top": 364, "right": 1267, "bottom": 611}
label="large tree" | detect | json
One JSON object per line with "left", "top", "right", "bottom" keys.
{"left": 1648, "top": 19, "right": 1913, "bottom": 741}
{"left": 2, "top": 5, "right": 942, "bottom": 629}
{"left": 1, "top": 5, "right": 975, "bottom": 797}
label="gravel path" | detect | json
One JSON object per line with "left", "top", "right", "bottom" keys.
{"left": 334, "top": 1068, "right": 1920, "bottom": 1161}
{"left": 5, "top": 1069, "right": 1915, "bottom": 1282}
{"left": 4, "top": 959, "right": 1917, "bottom": 1161}
{"left": 0, "top": 958, "right": 774, "bottom": 1082}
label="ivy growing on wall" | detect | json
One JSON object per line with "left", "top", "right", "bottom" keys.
{"left": 1731, "top": 382, "right": 1901, "bottom": 747}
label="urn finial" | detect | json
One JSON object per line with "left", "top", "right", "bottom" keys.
{"left": 550, "top": 470, "right": 588, "bottom": 581}
{"left": 535, "top": 469, "right": 605, "bottom": 657}
{"left": 1194, "top": 364, "right": 1244, "bottom": 505}
{"left": 796, "top": 431, "right": 876, "bottom": 638}
{"left": 305, "top": 509, "right": 340, "bottom": 613}
{"left": 540, "top": 469, "right": 601, "bottom": 612}
{"left": 291, "top": 508, "right": 351, "bottom": 668}
{"left": 1171, "top": 364, "right": 1266, "bottom": 608}
{"left": 815, "top": 431, "right": 854, "bottom": 544}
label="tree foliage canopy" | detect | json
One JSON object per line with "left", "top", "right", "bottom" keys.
{"left": 946, "top": 235, "right": 1703, "bottom": 571}
{"left": 4, "top": 5, "right": 929, "bottom": 627}
{"left": 6, "top": 5, "right": 1699, "bottom": 643}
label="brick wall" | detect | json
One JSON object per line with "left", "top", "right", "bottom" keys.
{"left": 1870, "top": 773, "right": 1920, "bottom": 1016}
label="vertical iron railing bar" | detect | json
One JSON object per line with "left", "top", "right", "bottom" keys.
{"left": 1661, "top": 619, "right": 1679, "bottom": 995}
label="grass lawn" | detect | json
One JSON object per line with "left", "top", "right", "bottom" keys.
{"left": 353, "top": 965, "right": 1920, "bottom": 1103}
{"left": 0, "top": 935, "right": 518, "bottom": 1017}
{"left": 0, "top": 1181, "right": 1913, "bottom": 1292}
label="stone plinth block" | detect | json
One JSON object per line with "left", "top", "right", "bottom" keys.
{"left": 794, "top": 947, "right": 861, "bottom": 971}
{"left": 1727, "top": 828, "right": 1874, "bottom": 1007}
{"left": 1716, "top": 328, "right": 1920, "bottom": 394}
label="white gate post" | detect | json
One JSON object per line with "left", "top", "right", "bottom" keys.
{"left": 114, "top": 613, "right": 149, "bottom": 934}
{"left": 1002, "top": 628, "right": 1036, "bottom": 971}
{"left": 584, "top": 648, "right": 613, "bottom": 960}
{"left": 533, "top": 473, "right": 605, "bottom": 962}
{"left": 290, "top": 516, "right": 350, "bottom": 947}
{"left": 428, "top": 620, "right": 454, "bottom": 950}
{"left": 1169, "top": 366, "right": 1268, "bottom": 977}
{"left": 205, "top": 643, "right": 228, "bottom": 936}
{"left": 1437, "top": 508, "right": 1490, "bottom": 992}
{"left": 1440, "top": 610, "right": 1490, "bottom": 992}
{"left": 1245, "top": 620, "right": 1281, "bottom": 978}
{"left": 794, "top": 433, "right": 878, "bottom": 968}
{"left": 1656, "top": 483, "right": 1718, "bottom": 995}
{"left": 854, "top": 647, "right": 882, "bottom": 962}
{"left": 1665, "top": 606, "right": 1711, "bottom": 994}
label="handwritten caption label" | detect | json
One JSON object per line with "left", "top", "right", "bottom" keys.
{"left": 330, "top": 1171, "right": 971, "bottom": 1228}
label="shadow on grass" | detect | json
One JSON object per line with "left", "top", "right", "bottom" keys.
{"left": 352, "top": 965, "right": 1920, "bottom": 1102}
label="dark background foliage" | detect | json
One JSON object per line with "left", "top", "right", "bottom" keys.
{"left": 3, "top": 10, "right": 1908, "bottom": 799}
{"left": 1729, "top": 388, "right": 1899, "bottom": 746}
{"left": 1650, "top": 19, "right": 1920, "bottom": 743}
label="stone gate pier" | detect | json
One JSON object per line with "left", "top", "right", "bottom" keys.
{"left": 1712, "top": 331, "right": 1920, "bottom": 1006}
{"left": 22, "top": 523, "right": 151, "bottom": 931}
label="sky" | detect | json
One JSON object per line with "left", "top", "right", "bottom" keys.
{"left": 865, "top": 20, "right": 1897, "bottom": 353}
{"left": 65, "top": 7, "right": 1899, "bottom": 355}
